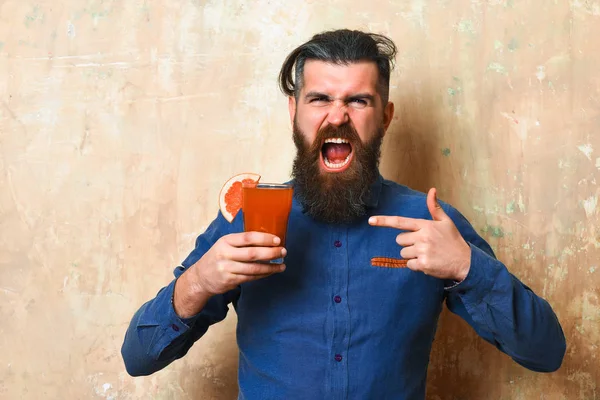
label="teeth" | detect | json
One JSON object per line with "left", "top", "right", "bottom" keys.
{"left": 324, "top": 138, "right": 349, "bottom": 144}
{"left": 324, "top": 154, "right": 351, "bottom": 169}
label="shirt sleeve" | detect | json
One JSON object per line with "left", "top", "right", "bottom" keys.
{"left": 121, "top": 211, "right": 242, "bottom": 376}
{"left": 442, "top": 204, "right": 566, "bottom": 373}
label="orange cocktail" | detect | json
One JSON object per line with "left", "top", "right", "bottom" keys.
{"left": 242, "top": 183, "right": 293, "bottom": 258}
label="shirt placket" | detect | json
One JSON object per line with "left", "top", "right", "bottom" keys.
{"left": 330, "top": 226, "right": 350, "bottom": 400}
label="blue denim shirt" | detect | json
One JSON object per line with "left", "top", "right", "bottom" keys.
{"left": 121, "top": 175, "right": 566, "bottom": 399}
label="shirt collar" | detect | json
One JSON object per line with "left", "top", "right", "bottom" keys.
{"left": 365, "top": 173, "right": 384, "bottom": 209}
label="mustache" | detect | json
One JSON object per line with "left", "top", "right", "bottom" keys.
{"left": 304, "top": 122, "right": 361, "bottom": 154}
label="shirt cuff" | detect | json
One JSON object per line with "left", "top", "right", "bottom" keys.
{"left": 139, "top": 279, "right": 198, "bottom": 359}
{"left": 444, "top": 243, "right": 503, "bottom": 303}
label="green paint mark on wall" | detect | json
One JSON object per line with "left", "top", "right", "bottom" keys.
{"left": 25, "top": 6, "right": 44, "bottom": 27}
{"left": 507, "top": 38, "right": 519, "bottom": 51}
{"left": 590, "top": 266, "right": 597, "bottom": 273}
{"left": 506, "top": 201, "right": 516, "bottom": 214}
{"left": 487, "top": 62, "right": 507, "bottom": 74}
{"left": 506, "top": 0, "right": 515, "bottom": 7}
{"left": 447, "top": 78, "right": 462, "bottom": 97}
{"left": 91, "top": 10, "right": 109, "bottom": 18}
{"left": 84, "top": 3, "right": 112, "bottom": 23}
{"left": 494, "top": 40, "right": 503, "bottom": 50}
{"left": 483, "top": 225, "right": 505, "bottom": 238}
{"left": 457, "top": 19, "right": 476, "bottom": 35}
{"left": 442, "top": 148, "right": 451, "bottom": 156}
{"left": 0, "top": 42, "right": 4, "bottom": 51}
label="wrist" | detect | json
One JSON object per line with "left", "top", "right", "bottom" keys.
{"left": 454, "top": 263, "right": 470, "bottom": 282}
{"left": 173, "top": 269, "right": 212, "bottom": 319}
{"left": 454, "top": 245, "right": 472, "bottom": 282}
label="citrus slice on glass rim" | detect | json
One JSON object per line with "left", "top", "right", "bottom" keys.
{"left": 218, "top": 172, "right": 261, "bottom": 222}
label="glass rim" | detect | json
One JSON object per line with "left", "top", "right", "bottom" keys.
{"left": 242, "top": 182, "right": 293, "bottom": 189}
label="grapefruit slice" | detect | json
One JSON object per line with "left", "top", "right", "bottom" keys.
{"left": 219, "top": 172, "right": 261, "bottom": 222}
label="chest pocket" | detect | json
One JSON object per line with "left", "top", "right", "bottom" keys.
{"left": 347, "top": 226, "right": 445, "bottom": 331}
{"left": 370, "top": 256, "right": 408, "bottom": 268}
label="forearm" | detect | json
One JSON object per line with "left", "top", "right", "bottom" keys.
{"left": 447, "top": 244, "right": 566, "bottom": 372}
{"left": 121, "top": 279, "right": 205, "bottom": 376}
{"left": 497, "top": 273, "right": 566, "bottom": 371}
{"left": 173, "top": 267, "right": 213, "bottom": 319}
{"left": 121, "top": 211, "right": 242, "bottom": 376}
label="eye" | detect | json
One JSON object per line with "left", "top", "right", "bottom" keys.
{"left": 309, "top": 96, "right": 329, "bottom": 104}
{"left": 308, "top": 96, "right": 329, "bottom": 106}
{"left": 349, "top": 98, "right": 368, "bottom": 108}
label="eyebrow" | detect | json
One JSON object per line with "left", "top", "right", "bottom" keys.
{"left": 304, "top": 91, "right": 330, "bottom": 100}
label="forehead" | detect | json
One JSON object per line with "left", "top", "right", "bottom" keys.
{"left": 301, "top": 60, "right": 380, "bottom": 95}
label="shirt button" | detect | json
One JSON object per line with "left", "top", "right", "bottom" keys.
{"left": 334, "top": 295, "right": 342, "bottom": 303}
{"left": 334, "top": 354, "right": 343, "bottom": 362}
{"left": 334, "top": 240, "right": 342, "bottom": 248}
{"left": 171, "top": 324, "right": 180, "bottom": 332}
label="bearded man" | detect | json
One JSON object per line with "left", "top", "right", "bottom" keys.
{"left": 122, "top": 29, "right": 565, "bottom": 400}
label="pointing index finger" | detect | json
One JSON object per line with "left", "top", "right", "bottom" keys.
{"left": 368, "top": 215, "right": 423, "bottom": 231}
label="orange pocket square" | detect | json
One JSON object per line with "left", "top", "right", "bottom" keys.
{"left": 371, "top": 257, "right": 408, "bottom": 268}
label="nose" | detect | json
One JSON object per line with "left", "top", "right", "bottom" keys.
{"left": 326, "top": 100, "right": 349, "bottom": 127}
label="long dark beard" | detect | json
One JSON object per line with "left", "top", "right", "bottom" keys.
{"left": 291, "top": 119, "right": 384, "bottom": 224}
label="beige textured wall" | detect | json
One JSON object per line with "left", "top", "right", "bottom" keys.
{"left": 0, "top": 1, "right": 598, "bottom": 399}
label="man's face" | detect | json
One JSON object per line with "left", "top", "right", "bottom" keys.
{"left": 288, "top": 60, "right": 395, "bottom": 223}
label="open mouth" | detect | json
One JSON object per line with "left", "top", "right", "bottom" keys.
{"left": 320, "top": 138, "right": 354, "bottom": 172}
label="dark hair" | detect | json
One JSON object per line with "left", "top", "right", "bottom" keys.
{"left": 278, "top": 29, "right": 397, "bottom": 103}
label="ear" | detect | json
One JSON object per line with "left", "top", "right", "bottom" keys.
{"left": 382, "top": 101, "right": 395, "bottom": 134}
{"left": 288, "top": 96, "right": 296, "bottom": 127}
